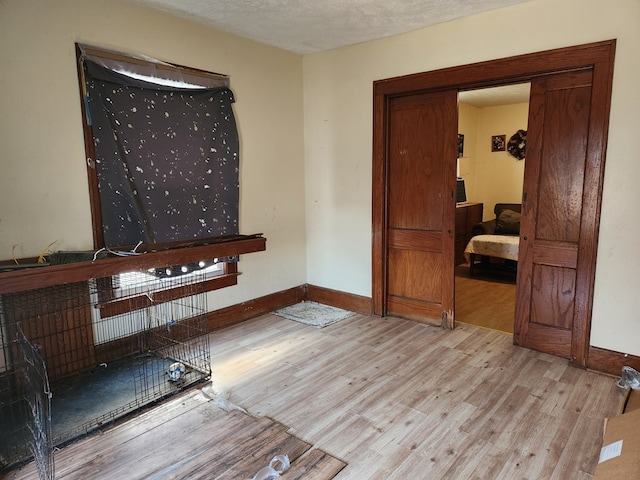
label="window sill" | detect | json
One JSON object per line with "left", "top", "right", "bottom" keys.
{"left": 0, "top": 234, "right": 265, "bottom": 295}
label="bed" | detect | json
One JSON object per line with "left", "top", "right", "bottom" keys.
{"left": 464, "top": 234, "right": 519, "bottom": 276}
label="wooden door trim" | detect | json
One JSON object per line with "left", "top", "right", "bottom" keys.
{"left": 372, "top": 40, "right": 615, "bottom": 362}
{"left": 570, "top": 42, "right": 617, "bottom": 367}
{"left": 372, "top": 92, "right": 387, "bottom": 316}
{"left": 373, "top": 41, "right": 614, "bottom": 96}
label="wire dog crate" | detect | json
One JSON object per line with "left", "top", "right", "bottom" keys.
{"left": 0, "top": 267, "right": 212, "bottom": 473}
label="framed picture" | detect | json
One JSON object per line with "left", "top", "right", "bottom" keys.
{"left": 492, "top": 134, "right": 506, "bottom": 152}
{"left": 457, "top": 134, "right": 464, "bottom": 157}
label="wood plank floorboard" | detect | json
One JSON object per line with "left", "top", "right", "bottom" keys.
{"left": 3, "top": 312, "right": 620, "bottom": 479}
{"left": 455, "top": 265, "right": 516, "bottom": 333}
{"left": 209, "top": 313, "right": 621, "bottom": 479}
{"left": 2, "top": 388, "right": 344, "bottom": 480}
{"left": 284, "top": 449, "right": 348, "bottom": 480}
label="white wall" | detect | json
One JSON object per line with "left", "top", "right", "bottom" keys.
{"left": 457, "top": 102, "right": 479, "bottom": 200}
{"left": 457, "top": 101, "right": 528, "bottom": 216}
{"left": 471, "top": 103, "right": 528, "bottom": 219}
{"left": 303, "top": 0, "right": 640, "bottom": 355}
{"left": 0, "top": 0, "right": 307, "bottom": 307}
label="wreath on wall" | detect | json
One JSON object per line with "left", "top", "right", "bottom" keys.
{"left": 507, "top": 129, "right": 527, "bottom": 160}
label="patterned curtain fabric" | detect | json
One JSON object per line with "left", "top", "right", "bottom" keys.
{"left": 84, "top": 60, "right": 239, "bottom": 248}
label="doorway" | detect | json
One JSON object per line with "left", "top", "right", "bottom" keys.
{"left": 454, "top": 84, "right": 530, "bottom": 334}
{"left": 372, "top": 40, "right": 615, "bottom": 367}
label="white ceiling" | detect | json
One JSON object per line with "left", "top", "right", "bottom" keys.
{"left": 459, "top": 83, "right": 531, "bottom": 108}
{"left": 129, "top": 0, "right": 531, "bottom": 55}
{"left": 128, "top": 0, "right": 533, "bottom": 106}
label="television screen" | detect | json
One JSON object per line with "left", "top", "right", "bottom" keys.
{"left": 456, "top": 178, "right": 467, "bottom": 203}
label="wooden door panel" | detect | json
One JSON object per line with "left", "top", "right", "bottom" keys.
{"left": 530, "top": 265, "right": 576, "bottom": 329}
{"left": 515, "top": 69, "right": 593, "bottom": 358}
{"left": 532, "top": 241, "right": 578, "bottom": 268}
{"left": 385, "top": 90, "right": 457, "bottom": 325}
{"left": 388, "top": 249, "right": 443, "bottom": 301}
{"left": 388, "top": 96, "right": 446, "bottom": 231}
{"left": 522, "top": 324, "right": 571, "bottom": 358}
{"left": 386, "top": 296, "right": 444, "bottom": 323}
{"left": 536, "top": 79, "right": 591, "bottom": 243}
{"left": 388, "top": 229, "right": 442, "bottom": 252}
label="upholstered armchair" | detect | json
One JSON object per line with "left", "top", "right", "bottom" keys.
{"left": 472, "top": 203, "right": 522, "bottom": 237}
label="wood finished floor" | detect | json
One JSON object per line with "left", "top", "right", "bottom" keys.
{"left": 455, "top": 265, "right": 516, "bottom": 333}
{"left": 3, "top": 313, "right": 621, "bottom": 479}
{"left": 3, "top": 388, "right": 345, "bottom": 480}
{"left": 209, "top": 313, "right": 620, "bottom": 479}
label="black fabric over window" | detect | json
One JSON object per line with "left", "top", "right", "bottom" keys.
{"left": 84, "top": 61, "right": 239, "bottom": 248}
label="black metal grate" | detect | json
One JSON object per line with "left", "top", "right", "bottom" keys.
{"left": 14, "top": 326, "right": 54, "bottom": 480}
{"left": 0, "top": 267, "right": 212, "bottom": 472}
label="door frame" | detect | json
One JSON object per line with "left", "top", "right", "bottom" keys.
{"left": 372, "top": 40, "right": 616, "bottom": 366}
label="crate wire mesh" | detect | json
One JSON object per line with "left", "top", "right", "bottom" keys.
{"left": 9, "top": 326, "right": 54, "bottom": 480}
{"left": 0, "top": 265, "right": 212, "bottom": 472}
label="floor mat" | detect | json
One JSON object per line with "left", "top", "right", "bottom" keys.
{"left": 274, "top": 301, "right": 355, "bottom": 328}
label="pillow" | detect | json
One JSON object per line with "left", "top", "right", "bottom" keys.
{"left": 495, "top": 209, "right": 521, "bottom": 234}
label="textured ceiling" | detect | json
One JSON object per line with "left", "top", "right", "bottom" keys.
{"left": 460, "top": 83, "right": 531, "bottom": 108}
{"left": 129, "top": 0, "right": 531, "bottom": 55}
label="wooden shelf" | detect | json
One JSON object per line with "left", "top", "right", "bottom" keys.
{"left": 0, "top": 235, "right": 266, "bottom": 295}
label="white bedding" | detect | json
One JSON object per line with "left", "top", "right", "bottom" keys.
{"left": 464, "top": 234, "right": 519, "bottom": 262}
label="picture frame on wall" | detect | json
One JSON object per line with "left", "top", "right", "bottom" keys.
{"left": 492, "top": 134, "right": 506, "bottom": 152}
{"left": 457, "top": 134, "right": 464, "bottom": 157}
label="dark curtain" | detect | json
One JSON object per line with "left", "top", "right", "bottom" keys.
{"left": 84, "top": 60, "right": 239, "bottom": 248}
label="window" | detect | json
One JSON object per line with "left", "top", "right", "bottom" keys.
{"left": 76, "top": 44, "right": 239, "bottom": 251}
{"left": 117, "top": 260, "right": 224, "bottom": 296}
{"left": 76, "top": 44, "right": 243, "bottom": 303}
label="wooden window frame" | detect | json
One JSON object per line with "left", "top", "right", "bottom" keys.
{"left": 74, "top": 44, "right": 242, "bottom": 305}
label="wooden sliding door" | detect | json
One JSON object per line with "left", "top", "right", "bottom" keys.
{"left": 373, "top": 41, "right": 615, "bottom": 366}
{"left": 514, "top": 68, "right": 605, "bottom": 365}
{"left": 384, "top": 91, "right": 457, "bottom": 326}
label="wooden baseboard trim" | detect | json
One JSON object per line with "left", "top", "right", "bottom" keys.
{"left": 304, "top": 284, "right": 373, "bottom": 315}
{"left": 205, "top": 284, "right": 374, "bottom": 332}
{"left": 588, "top": 345, "right": 640, "bottom": 377}
{"left": 206, "top": 285, "right": 305, "bottom": 331}
{"left": 97, "top": 284, "right": 369, "bottom": 364}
